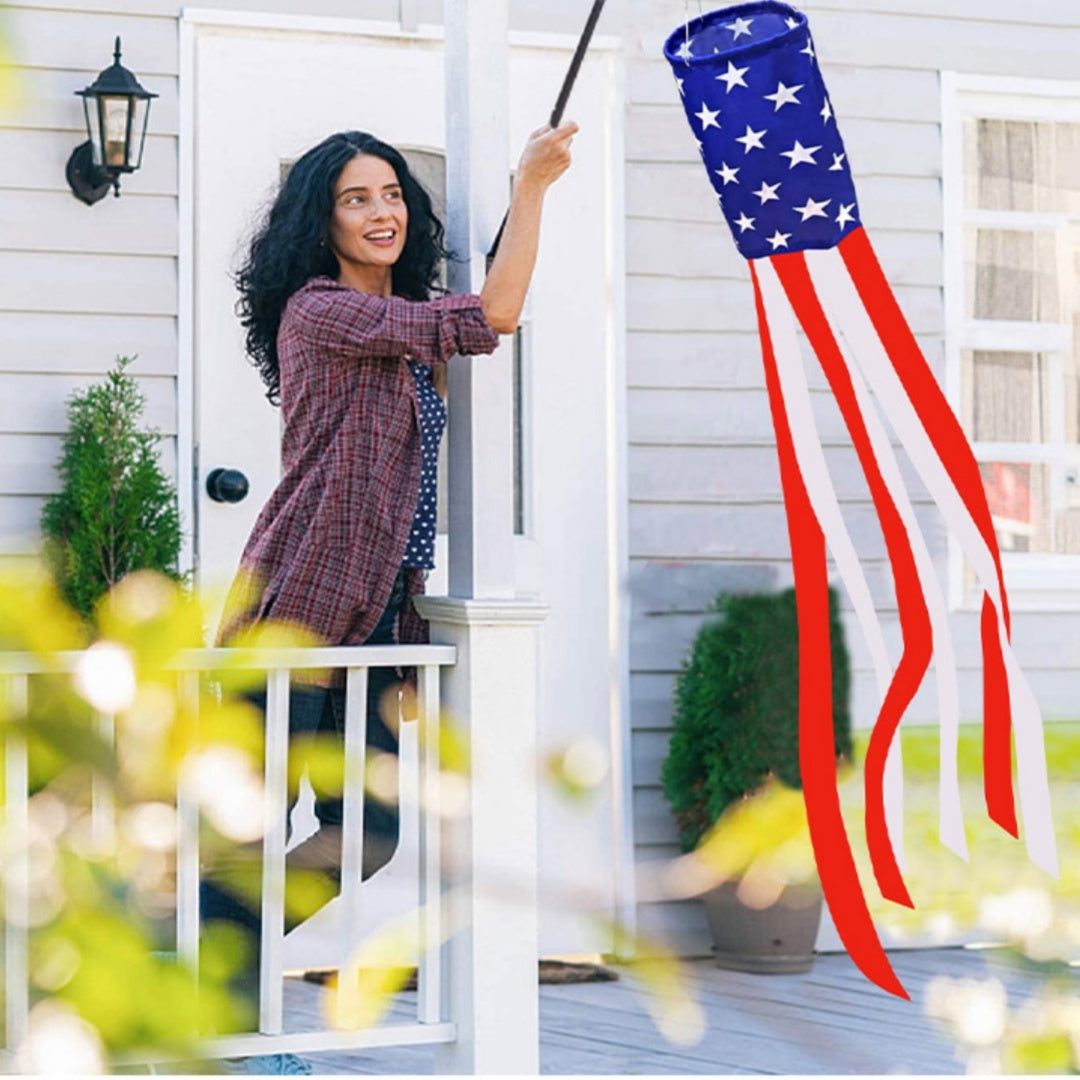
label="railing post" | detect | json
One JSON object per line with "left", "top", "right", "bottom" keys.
{"left": 176, "top": 671, "right": 201, "bottom": 974}
{"left": 336, "top": 665, "right": 369, "bottom": 1027}
{"left": 416, "top": 598, "right": 548, "bottom": 1075}
{"left": 259, "top": 668, "right": 290, "bottom": 1035}
{"left": 416, "top": 662, "right": 443, "bottom": 1024}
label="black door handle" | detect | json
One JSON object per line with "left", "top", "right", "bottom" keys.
{"left": 206, "top": 467, "right": 250, "bottom": 504}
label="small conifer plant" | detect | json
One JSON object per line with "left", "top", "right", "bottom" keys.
{"left": 661, "top": 587, "right": 853, "bottom": 853}
{"left": 41, "top": 358, "right": 183, "bottom": 621}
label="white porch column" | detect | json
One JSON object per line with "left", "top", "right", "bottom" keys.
{"left": 422, "top": 0, "right": 544, "bottom": 1074}
{"left": 416, "top": 597, "right": 546, "bottom": 1075}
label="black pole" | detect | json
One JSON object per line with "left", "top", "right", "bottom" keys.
{"left": 486, "top": 0, "right": 609, "bottom": 264}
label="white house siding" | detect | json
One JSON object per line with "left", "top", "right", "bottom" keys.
{"left": 3, "top": 0, "right": 1080, "bottom": 959}
{"left": 0, "top": 0, "right": 445, "bottom": 562}
{"left": 623, "top": 0, "right": 1080, "bottom": 954}
{"left": 0, "top": 2, "right": 181, "bottom": 558}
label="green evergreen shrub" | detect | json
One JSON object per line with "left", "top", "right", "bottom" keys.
{"left": 41, "top": 358, "right": 183, "bottom": 621}
{"left": 661, "top": 587, "right": 853, "bottom": 853}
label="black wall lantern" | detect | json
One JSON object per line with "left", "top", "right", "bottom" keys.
{"left": 66, "top": 38, "right": 157, "bottom": 205}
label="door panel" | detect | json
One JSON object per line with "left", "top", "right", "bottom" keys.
{"left": 191, "top": 17, "right": 623, "bottom": 959}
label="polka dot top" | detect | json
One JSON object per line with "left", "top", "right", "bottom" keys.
{"left": 401, "top": 361, "right": 447, "bottom": 570}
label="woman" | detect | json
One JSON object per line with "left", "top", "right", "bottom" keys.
{"left": 204, "top": 122, "right": 576, "bottom": 1065}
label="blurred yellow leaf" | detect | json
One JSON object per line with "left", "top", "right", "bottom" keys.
{"left": 327, "top": 917, "right": 418, "bottom": 1030}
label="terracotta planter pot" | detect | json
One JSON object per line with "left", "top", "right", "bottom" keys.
{"left": 702, "top": 880, "right": 823, "bottom": 974}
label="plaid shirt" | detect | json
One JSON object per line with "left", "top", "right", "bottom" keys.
{"left": 217, "top": 277, "right": 499, "bottom": 658}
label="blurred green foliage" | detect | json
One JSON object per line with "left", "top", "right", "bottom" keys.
{"left": 842, "top": 722, "right": 1080, "bottom": 1073}
{"left": 0, "top": 565, "right": 284, "bottom": 1068}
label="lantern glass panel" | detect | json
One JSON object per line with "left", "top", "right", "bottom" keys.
{"left": 84, "top": 95, "right": 103, "bottom": 167}
{"left": 128, "top": 96, "right": 150, "bottom": 169}
{"left": 100, "top": 95, "right": 131, "bottom": 169}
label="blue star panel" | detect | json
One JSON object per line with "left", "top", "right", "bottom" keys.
{"left": 663, "top": 1, "right": 860, "bottom": 260}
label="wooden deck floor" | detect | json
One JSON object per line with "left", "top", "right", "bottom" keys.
{"left": 275, "top": 946, "right": 1059, "bottom": 1075}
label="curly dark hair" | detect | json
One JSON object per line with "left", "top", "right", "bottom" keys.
{"left": 234, "top": 131, "right": 449, "bottom": 404}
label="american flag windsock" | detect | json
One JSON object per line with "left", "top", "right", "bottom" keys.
{"left": 664, "top": 1, "right": 1059, "bottom": 998}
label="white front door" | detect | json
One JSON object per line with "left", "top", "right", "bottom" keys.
{"left": 185, "top": 12, "right": 627, "bottom": 958}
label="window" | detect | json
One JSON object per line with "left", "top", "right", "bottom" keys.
{"left": 943, "top": 75, "right": 1080, "bottom": 607}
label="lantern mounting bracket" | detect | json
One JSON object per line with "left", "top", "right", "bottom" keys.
{"left": 65, "top": 141, "right": 116, "bottom": 205}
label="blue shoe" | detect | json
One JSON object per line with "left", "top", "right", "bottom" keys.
{"left": 221, "top": 1053, "right": 312, "bottom": 1075}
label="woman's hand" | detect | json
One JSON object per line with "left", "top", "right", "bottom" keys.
{"left": 479, "top": 120, "right": 579, "bottom": 334}
{"left": 515, "top": 122, "right": 578, "bottom": 193}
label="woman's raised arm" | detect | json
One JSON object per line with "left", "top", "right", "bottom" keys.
{"left": 480, "top": 121, "right": 578, "bottom": 334}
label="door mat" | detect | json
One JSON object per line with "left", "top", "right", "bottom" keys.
{"left": 299, "top": 959, "right": 619, "bottom": 990}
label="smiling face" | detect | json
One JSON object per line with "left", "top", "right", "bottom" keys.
{"left": 327, "top": 152, "right": 409, "bottom": 295}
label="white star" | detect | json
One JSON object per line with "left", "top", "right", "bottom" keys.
{"left": 821, "top": 98, "right": 833, "bottom": 123}
{"left": 829, "top": 152, "right": 846, "bottom": 172}
{"left": 715, "top": 161, "right": 740, "bottom": 185}
{"left": 764, "top": 81, "right": 804, "bottom": 111}
{"left": 801, "top": 39, "right": 815, "bottom": 58}
{"left": 695, "top": 138, "right": 704, "bottom": 157}
{"left": 735, "top": 124, "right": 766, "bottom": 153}
{"left": 793, "top": 197, "right": 831, "bottom": 221}
{"left": 780, "top": 140, "right": 822, "bottom": 167}
{"left": 695, "top": 101, "right": 721, "bottom": 131}
{"left": 675, "top": 38, "right": 694, "bottom": 62}
{"left": 836, "top": 203, "right": 857, "bottom": 229}
{"left": 734, "top": 212, "right": 756, "bottom": 233}
{"left": 753, "top": 179, "right": 781, "bottom": 204}
{"left": 716, "top": 60, "right": 750, "bottom": 93}
{"left": 725, "top": 16, "right": 754, "bottom": 38}
{"left": 785, "top": 16, "right": 798, "bottom": 29}
{"left": 675, "top": 77, "right": 685, "bottom": 96}
{"left": 767, "top": 230, "right": 792, "bottom": 250}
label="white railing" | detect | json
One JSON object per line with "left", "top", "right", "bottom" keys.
{"left": 0, "top": 644, "right": 457, "bottom": 1068}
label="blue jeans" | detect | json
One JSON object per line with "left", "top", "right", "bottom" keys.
{"left": 201, "top": 569, "right": 407, "bottom": 1016}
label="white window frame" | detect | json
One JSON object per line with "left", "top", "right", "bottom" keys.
{"left": 941, "top": 72, "right": 1080, "bottom": 612}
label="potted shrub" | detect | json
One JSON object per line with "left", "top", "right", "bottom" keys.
{"left": 661, "top": 586, "right": 853, "bottom": 973}
{"left": 40, "top": 357, "right": 184, "bottom": 622}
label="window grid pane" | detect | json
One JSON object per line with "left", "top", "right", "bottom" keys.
{"left": 962, "top": 350, "right": 1051, "bottom": 443}
{"left": 959, "top": 107, "right": 1080, "bottom": 566}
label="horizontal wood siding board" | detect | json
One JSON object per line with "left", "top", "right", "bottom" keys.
{"left": 0, "top": 312, "right": 177, "bottom": 376}
{"left": 0, "top": 189, "right": 178, "bottom": 256}
{"left": 0, "top": 495, "right": 47, "bottom": 553}
{"left": 0, "top": 129, "right": 178, "bottom": 197}
{"left": 628, "top": 0, "right": 1080, "bottom": 31}
{"left": 6, "top": 8, "right": 179, "bottom": 75}
{"left": 630, "top": 604, "right": 1080, "bottom": 679}
{"left": 0, "top": 372, "right": 177, "bottom": 435}
{"left": 0, "top": 434, "right": 64, "bottom": 495}
{"left": 627, "top": 384, "right": 929, "bottom": 447}
{"left": 628, "top": 2, "right": 1080, "bottom": 75}
{"left": 628, "top": 170, "right": 942, "bottom": 237}
{"left": 629, "top": 59, "right": 943, "bottom": 122}
{"left": 627, "top": 330, "right": 944, "bottom": 389}
{"left": 3, "top": 0, "right": 410, "bottom": 16}
{"left": 627, "top": 275, "right": 943, "bottom": 335}
{"left": 628, "top": 501, "right": 948, "bottom": 564}
{"left": 628, "top": 443, "right": 927, "bottom": 503}
{"left": 0, "top": 251, "right": 177, "bottom": 316}
{"left": 627, "top": 108, "right": 942, "bottom": 179}
{"left": 0, "top": 68, "right": 178, "bottom": 137}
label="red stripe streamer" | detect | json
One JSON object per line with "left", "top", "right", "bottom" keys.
{"left": 750, "top": 261, "right": 909, "bottom": 1001}
{"left": 774, "top": 251, "right": 931, "bottom": 908}
{"left": 837, "top": 229, "right": 1017, "bottom": 837}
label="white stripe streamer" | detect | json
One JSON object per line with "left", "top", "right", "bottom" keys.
{"left": 808, "top": 245, "right": 1059, "bottom": 878}
{"left": 816, "top": 283, "right": 967, "bottom": 860}
{"left": 756, "top": 259, "right": 906, "bottom": 869}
